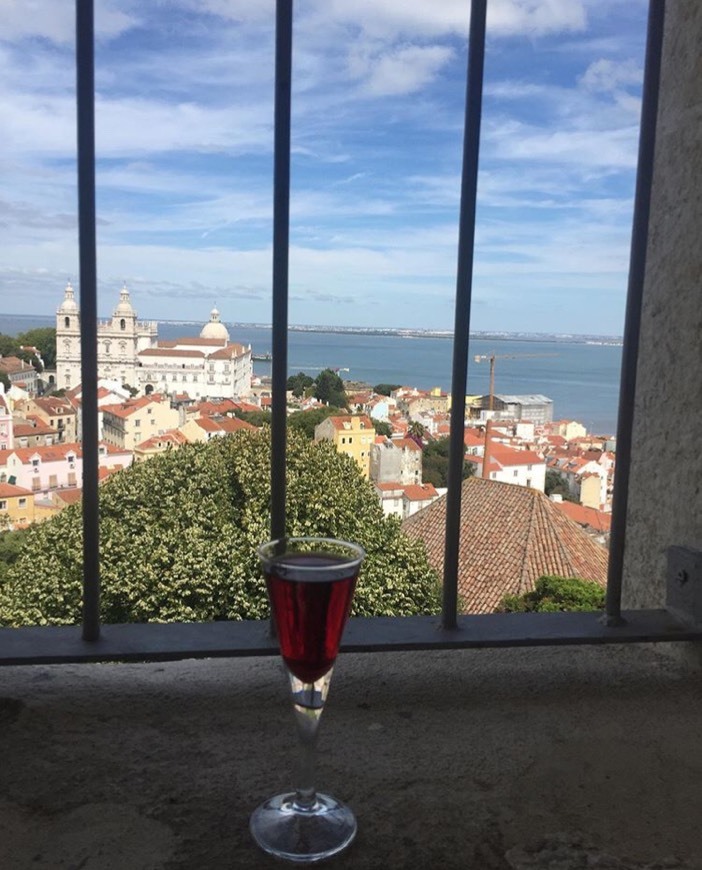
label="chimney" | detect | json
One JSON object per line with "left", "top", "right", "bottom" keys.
{"left": 482, "top": 419, "right": 492, "bottom": 480}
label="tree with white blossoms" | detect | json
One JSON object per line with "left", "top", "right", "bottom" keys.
{"left": 0, "top": 429, "right": 440, "bottom": 626}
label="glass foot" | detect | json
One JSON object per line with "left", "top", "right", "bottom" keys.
{"left": 250, "top": 791, "right": 357, "bottom": 863}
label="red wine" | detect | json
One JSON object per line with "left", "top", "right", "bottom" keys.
{"left": 265, "top": 553, "right": 359, "bottom": 683}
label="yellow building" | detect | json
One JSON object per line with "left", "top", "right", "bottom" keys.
{"left": 101, "top": 395, "right": 181, "bottom": 452}
{"left": 0, "top": 482, "right": 35, "bottom": 529}
{"left": 313, "top": 414, "right": 375, "bottom": 479}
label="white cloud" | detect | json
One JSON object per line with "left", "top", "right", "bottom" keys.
{"left": 348, "top": 43, "right": 454, "bottom": 97}
{"left": 0, "top": 0, "right": 139, "bottom": 45}
{"left": 579, "top": 58, "right": 642, "bottom": 93}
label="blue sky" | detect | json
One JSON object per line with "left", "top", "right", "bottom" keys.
{"left": 1, "top": 0, "right": 647, "bottom": 333}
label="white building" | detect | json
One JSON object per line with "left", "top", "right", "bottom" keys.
{"left": 56, "top": 284, "right": 252, "bottom": 400}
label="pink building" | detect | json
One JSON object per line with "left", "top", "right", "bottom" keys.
{"left": 0, "top": 442, "right": 132, "bottom": 496}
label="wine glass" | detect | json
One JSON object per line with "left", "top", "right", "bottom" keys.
{"left": 250, "top": 536, "right": 365, "bottom": 863}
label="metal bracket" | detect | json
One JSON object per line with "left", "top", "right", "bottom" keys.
{"left": 667, "top": 546, "right": 702, "bottom": 628}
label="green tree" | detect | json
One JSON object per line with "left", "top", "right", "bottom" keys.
{"left": 287, "top": 406, "right": 344, "bottom": 440}
{"left": 234, "top": 409, "right": 272, "bottom": 428}
{"left": 373, "top": 384, "right": 401, "bottom": 396}
{"left": 498, "top": 575, "right": 605, "bottom": 613}
{"left": 286, "top": 372, "right": 314, "bottom": 398}
{"left": 0, "top": 373, "right": 10, "bottom": 392}
{"left": 545, "top": 469, "right": 577, "bottom": 503}
{"left": 0, "top": 334, "right": 18, "bottom": 358}
{"left": 421, "top": 438, "right": 475, "bottom": 488}
{"left": 17, "top": 327, "right": 57, "bottom": 370}
{"left": 313, "top": 369, "right": 348, "bottom": 408}
{"left": 0, "top": 429, "right": 440, "bottom": 626}
{"left": 0, "top": 528, "right": 30, "bottom": 584}
{"left": 372, "top": 420, "right": 392, "bottom": 438}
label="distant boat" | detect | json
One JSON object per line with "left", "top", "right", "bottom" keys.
{"left": 252, "top": 352, "right": 273, "bottom": 361}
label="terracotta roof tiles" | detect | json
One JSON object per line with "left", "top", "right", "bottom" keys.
{"left": 403, "top": 477, "right": 608, "bottom": 614}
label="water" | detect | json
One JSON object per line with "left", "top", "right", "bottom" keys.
{"left": 0, "top": 314, "right": 621, "bottom": 434}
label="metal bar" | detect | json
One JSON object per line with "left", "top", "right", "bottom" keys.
{"left": 442, "top": 0, "right": 487, "bottom": 629}
{"left": 0, "top": 610, "right": 697, "bottom": 666}
{"left": 270, "top": 0, "right": 293, "bottom": 542}
{"left": 605, "top": 0, "right": 666, "bottom": 625}
{"left": 75, "top": 0, "right": 100, "bottom": 642}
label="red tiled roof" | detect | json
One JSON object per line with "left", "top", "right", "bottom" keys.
{"left": 158, "top": 338, "right": 228, "bottom": 348}
{"left": 32, "top": 397, "right": 75, "bottom": 416}
{"left": 139, "top": 348, "right": 205, "bottom": 358}
{"left": 394, "top": 438, "right": 422, "bottom": 452}
{"left": 135, "top": 430, "right": 189, "bottom": 450}
{"left": 101, "top": 396, "right": 163, "bottom": 419}
{"left": 13, "top": 421, "right": 54, "bottom": 437}
{"left": 489, "top": 446, "right": 544, "bottom": 467}
{"left": 54, "top": 488, "right": 82, "bottom": 505}
{"left": 323, "top": 415, "right": 373, "bottom": 430}
{"left": 553, "top": 501, "right": 612, "bottom": 533}
{"left": 0, "top": 482, "right": 33, "bottom": 498}
{"left": 206, "top": 344, "right": 248, "bottom": 360}
{"left": 403, "top": 483, "right": 438, "bottom": 501}
{"left": 403, "top": 477, "right": 608, "bottom": 614}
{"left": 8, "top": 443, "right": 81, "bottom": 464}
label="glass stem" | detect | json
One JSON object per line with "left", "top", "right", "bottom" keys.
{"left": 294, "top": 705, "right": 320, "bottom": 808}
{"left": 288, "top": 670, "right": 333, "bottom": 810}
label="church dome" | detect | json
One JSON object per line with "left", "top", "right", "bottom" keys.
{"left": 200, "top": 307, "right": 230, "bottom": 341}
{"left": 58, "top": 281, "right": 79, "bottom": 313}
{"left": 113, "top": 284, "right": 135, "bottom": 317}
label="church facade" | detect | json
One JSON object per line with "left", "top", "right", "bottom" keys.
{"left": 55, "top": 283, "right": 252, "bottom": 400}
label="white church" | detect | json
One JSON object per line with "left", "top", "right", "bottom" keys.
{"left": 56, "top": 282, "right": 252, "bottom": 400}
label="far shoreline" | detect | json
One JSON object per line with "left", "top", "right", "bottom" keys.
{"left": 0, "top": 313, "right": 623, "bottom": 347}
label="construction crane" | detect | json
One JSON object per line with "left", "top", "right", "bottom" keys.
{"left": 473, "top": 352, "right": 558, "bottom": 411}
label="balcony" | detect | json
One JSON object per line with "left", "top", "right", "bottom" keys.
{"left": 0, "top": 643, "right": 698, "bottom": 868}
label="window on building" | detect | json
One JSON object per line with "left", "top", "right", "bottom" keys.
{"left": 0, "top": 500, "right": 6, "bottom": 510}
{"left": 49, "top": 475, "right": 58, "bottom": 488}
{"left": 32, "top": 459, "right": 39, "bottom": 469}
{"left": 513, "top": 470, "right": 518, "bottom": 477}
{"left": 64, "top": 316, "right": 70, "bottom": 328}
{"left": 134, "top": 420, "right": 140, "bottom": 428}
{"left": 120, "top": 319, "right": 126, "bottom": 330}
{"left": 68, "top": 473, "right": 76, "bottom": 487}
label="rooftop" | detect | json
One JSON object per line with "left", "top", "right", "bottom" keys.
{"left": 403, "top": 477, "right": 608, "bottom": 613}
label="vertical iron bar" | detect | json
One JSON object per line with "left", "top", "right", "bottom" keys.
{"left": 75, "top": 0, "right": 100, "bottom": 641}
{"left": 605, "top": 0, "right": 665, "bottom": 625}
{"left": 442, "top": 0, "right": 487, "bottom": 630}
{"left": 270, "top": 0, "right": 293, "bottom": 543}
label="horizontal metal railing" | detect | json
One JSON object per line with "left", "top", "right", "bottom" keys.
{"left": 0, "top": 0, "right": 696, "bottom": 667}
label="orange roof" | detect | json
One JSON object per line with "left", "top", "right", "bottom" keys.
{"left": 192, "top": 416, "right": 255, "bottom": 434}
{"left": 403, "top": 483, "right": 438, "bottom": 501}
{"left": 13, "top": 420, "right": 54, "bottom": 437}
{"left": 158, "top": 337, "right": 228, "bottom": 348}
{"left": 139, "top": 348, "right": 204, "bottom": 358}
{"left": 32, "top": 397, "right": 75, "bottom": 416}
{"left": 192, "top": 399, "right": 240, "bottom": 417}
{"left": 326, "top": 415, "right": 373, "bottom": 431}
{"left": 403, "top": 478, "right": 608, "bottom": 614}
{"left": 464, "top": 429, "right": 484, "bottom": 447}
{"left": 135, "top": 430, "right": 189, "bottom": 450}
{"left": 375, "top": 482, "right": 404, "bottom": 493}
{"left": 206, "top": 344, "right": 248, "bottom": 360}
{"left": 394, "top": 438, "right": 422, "bottom": 452}
{"left": 489, "top": 446, "right": 544, "bottom": 467}
{"left": 554, "top": 501, "right": 612, "bottom": 533}
{"left": 0, "top": 482, "right": 33, "bottom": 498}
{"left": 54, "top": 488, "right": 82, "bottom": 505}
{"left": 8, "top": 443, "right": 81, "bottom": 464}
{"left": 101, "top": 396, "right": 164, "bottom": 419}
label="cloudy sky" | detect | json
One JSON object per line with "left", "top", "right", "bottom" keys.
{"left": 1, "top": 0, "right": 647, "bottom": 333}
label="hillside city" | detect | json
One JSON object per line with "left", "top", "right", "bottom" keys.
{"left": 0, "top": 285, "right": 615, "bottom": 613}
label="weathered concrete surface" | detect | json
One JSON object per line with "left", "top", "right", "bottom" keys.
{"left": 0, "top": 646, "right": 700, "bottom": 869}
{"left": 622, "top": 1, "right": 702, "bottom": 608}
